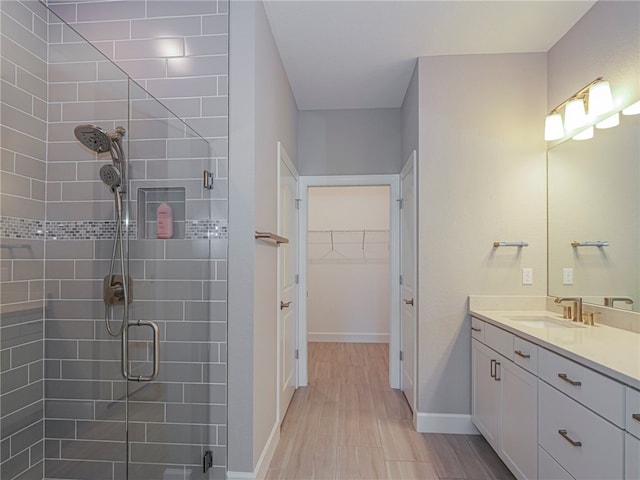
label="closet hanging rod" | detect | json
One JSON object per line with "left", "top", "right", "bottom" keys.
{"left": 255, "top": 231, "right": 289, "bottom": 244}
{"left": 308, "top": 229, "right": 389, "bottom": 233}
{"left": 493, "top": 241, "right": 529, "bottom": 248}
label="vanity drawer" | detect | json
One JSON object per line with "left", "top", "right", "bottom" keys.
{"left": 513, "top": 336, "right": 538, "bottom": 375}
{"left": 538, "top": 446, "right": 574, "bottom": 480}
{"left": 626, "top": 387, "right": 640, "bottom": 439}
{"left": 626, "top": 432, "right": 640, "bottom": 480}
{"left": 538, "top": 348, "right": 625, "bottom": 427}
{"left": 471, "top": 316, "right": 485, "bottom": 342}
{"left": 539, "top": 380, "right": 624, "bottom": 480}
{"left": 483, "top": 321, "right": 513, "bottom": 361}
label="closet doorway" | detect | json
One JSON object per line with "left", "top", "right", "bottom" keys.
{"left": 298, "top": 176, "right": 401, "bottom": 389}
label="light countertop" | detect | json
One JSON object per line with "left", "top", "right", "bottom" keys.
{"left": 470, "top": 308, "right": 640, "bottom": 391}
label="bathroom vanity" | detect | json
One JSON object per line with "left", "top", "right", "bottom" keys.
{"left": 469, "top": 296, "right": 640, "bottom": 480}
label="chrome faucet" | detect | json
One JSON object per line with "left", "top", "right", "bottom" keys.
{"left": 604, "top": 296, "right": 634, "bottom": 308}
{"left": 555, "top": 297, "right": 583, "bottom": 322}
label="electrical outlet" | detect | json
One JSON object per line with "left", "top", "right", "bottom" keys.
{"left": 563, "top": 268, "right": 574, "bottom": 285}
{"left": 522, "top": 268, "right": 533, "bottom": 285}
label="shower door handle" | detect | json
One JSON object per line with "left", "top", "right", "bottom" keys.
{"left": 122, "top": 320, "right": 160, "bottom": 382}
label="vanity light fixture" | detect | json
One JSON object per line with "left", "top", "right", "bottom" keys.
{"left": 544, "top": 76, "right": 616, "bottom": 141}
{"left": 622, "top": 100, "right": 640, "bottom": 115}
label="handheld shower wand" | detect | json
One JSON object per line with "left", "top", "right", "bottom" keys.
{"left": 74, "top": 124, "right": 130, "bottom": 337}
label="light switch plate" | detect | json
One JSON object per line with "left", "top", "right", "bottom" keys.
{"left": 522, "top": 268, "right": 533, "bottom": 285}
{"left": 563, "top": 268, "right": 574, "bottom": 285}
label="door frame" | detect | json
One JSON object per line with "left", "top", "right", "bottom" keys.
{"left": 298, "top": 174, "right": 401, "bottom": 388}
{"left": 276, "top": 142, "right": 299, "bottom": 424}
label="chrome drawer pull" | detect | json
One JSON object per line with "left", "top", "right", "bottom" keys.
{"left": 558, "top": 373, "right": 582, "bottom": 386}
{"left": 471, "top": 327, "right": 481, "bottom": 332}
{"left": 558, "top": 429, "right": 582, "bottom": 447}
{"left": 632, "top": 414, "right": 640, "bottom": 423}
{"left": 494, "top": 361, "right": 501, "bottom": 381}
{"left": 490, "top": 359, "right": 496, "bottom": 378}
{"left": 514, "top": 350, "right": 530, "bottom": 359}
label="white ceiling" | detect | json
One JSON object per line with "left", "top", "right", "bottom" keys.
{"left": 263, "top": 0, "right": 596, "bottom": 110}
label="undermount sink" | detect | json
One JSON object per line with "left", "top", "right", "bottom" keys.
{"left": 506, "top": 315, "right": 586, "bottom": 329}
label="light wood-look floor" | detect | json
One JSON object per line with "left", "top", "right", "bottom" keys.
{"left": 266, "top": 342, "right": 515, "bottom": 480}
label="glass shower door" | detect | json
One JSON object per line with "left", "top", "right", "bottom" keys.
{"left": 126, "top": 80, "right": 223, "bottom": 479}
{"left": 44, "top": 8, "right": 224, "bottom": 480}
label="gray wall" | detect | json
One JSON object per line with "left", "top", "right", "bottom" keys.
{"left": 298, "top": 108, "right": 402, "bottom": 175}
{"left": 0, "top": 1, "right": 48, "bottom": 479}
{"left": 401, "top": 62, "right": 419, "bottom": 166}
{"left": 416, "top": 53, "right": 548, "bottom": 417}
{"left": 228, "top": 0, "right": 298, "bottom": 474}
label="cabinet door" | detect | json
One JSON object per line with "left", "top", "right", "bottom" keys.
{"left": 627, "top": 433, "right": 640, "bottom": 480}
{"left": 500, "top": 359, "right": 537, "bottom": 480}
{"left": 472, "top": 339, "right": 499, "bottom": 449}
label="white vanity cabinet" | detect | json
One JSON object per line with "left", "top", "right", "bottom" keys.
{"left": 626, "top": 433, "right": 640, "bottom": 480}
{"left": 471, "top": 318, "right": 538, "bottom": 480}
{"left": 627, "top": 388, "right": 640, "bottom": 480}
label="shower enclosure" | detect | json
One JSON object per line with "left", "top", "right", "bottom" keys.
{"left": 0, "top": 2, "right": 227, "bottom": 479}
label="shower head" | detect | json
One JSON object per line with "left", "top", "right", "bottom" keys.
{"left": 99, "top": 164, "right": 121, "bottom": 190}
{"left": 74, "top": 124, "right": 112, "bottom": 154}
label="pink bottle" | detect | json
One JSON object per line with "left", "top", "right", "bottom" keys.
{"left": 156, "top": 202, "right": 173, "bottom": 239}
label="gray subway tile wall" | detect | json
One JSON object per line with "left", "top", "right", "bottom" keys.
{"left": 0, "top": 0, "right": 228, "bottom": 479}
{"left": 0, "top": 0, "right": 49, "bottom": 479}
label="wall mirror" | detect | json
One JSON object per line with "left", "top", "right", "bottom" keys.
{"left": 548, "top": 111, "right": 640, "bottom": 311}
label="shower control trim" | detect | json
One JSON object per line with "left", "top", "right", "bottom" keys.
{"left": 104, "top": 275, "right": 133, "bottom": 305}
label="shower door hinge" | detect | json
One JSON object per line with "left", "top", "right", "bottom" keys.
{"left": 295, "top": 198, "right": 301, "bottom": 210}
{"left": 295, "top": 274, "right": 299, "bottom": 284}
{"left": 203, "top": 450, "right": 213, "bottom": 473}
{"left": 295, "top": 349, "right": 299, "bottom": 360}
{"left": 203, "top": 170, "right": 214, "bottom": 190}
{"left": 397, "top": 198, "right": 403, "bottom": 209}
{"left": 400, "top": 351, "right": 404, "bottom": 361}
{"left": 399, "top": 275, "right": 403, "bottom": 285}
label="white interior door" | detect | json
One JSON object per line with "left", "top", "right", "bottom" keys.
{"left": 277, "top": 142, "right": 299, "bottom": 422}
{"left": 400, "top": 150, "right": 417, "bottom": 412}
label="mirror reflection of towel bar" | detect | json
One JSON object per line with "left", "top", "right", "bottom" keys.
{"left": 493, "top": 241, "right": 528, "bottom": 247}
{"left": 571, "top": 241, "right": 609, "bottom": 247}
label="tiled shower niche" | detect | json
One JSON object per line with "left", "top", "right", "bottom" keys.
{"left": 138, "top": 188, "right": 186, "bottom": 240}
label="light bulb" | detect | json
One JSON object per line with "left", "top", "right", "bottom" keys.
{"left": 588, "top": 81, "right": 614, "bottom": 118}
{"left": 596, "top": 112, "right": 619, "bottom": 129}
{"left": 544, "top": 113, "right": 564, "bottom": 141}
{"left": 572, "top": 126, "right": 593, "bottom": 140}
{"left": 564, "top": 98, "right": 587, "bottom": 133}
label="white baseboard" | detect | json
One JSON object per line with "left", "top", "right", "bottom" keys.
{"left": 226, "top": 421, "right": 280, "bottom": 480}
{"left": 416, "top": 412, "right": 480, "bottom": 434}
{"left": 308, "top": 332, "right": 389, "bottom": 343}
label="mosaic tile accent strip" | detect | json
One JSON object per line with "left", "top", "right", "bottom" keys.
{"left": 0, "top": 216, "right": 46, "bottom": 239}
{"left": 0, "top": 216, "right": 227, "bottom": 240}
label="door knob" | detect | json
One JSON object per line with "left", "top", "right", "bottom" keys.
{"left": 280, "top": 301, "right": 292, "bottom": 310}
{"left": 404, "top": 298, "right": 414, "bottom": 306}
